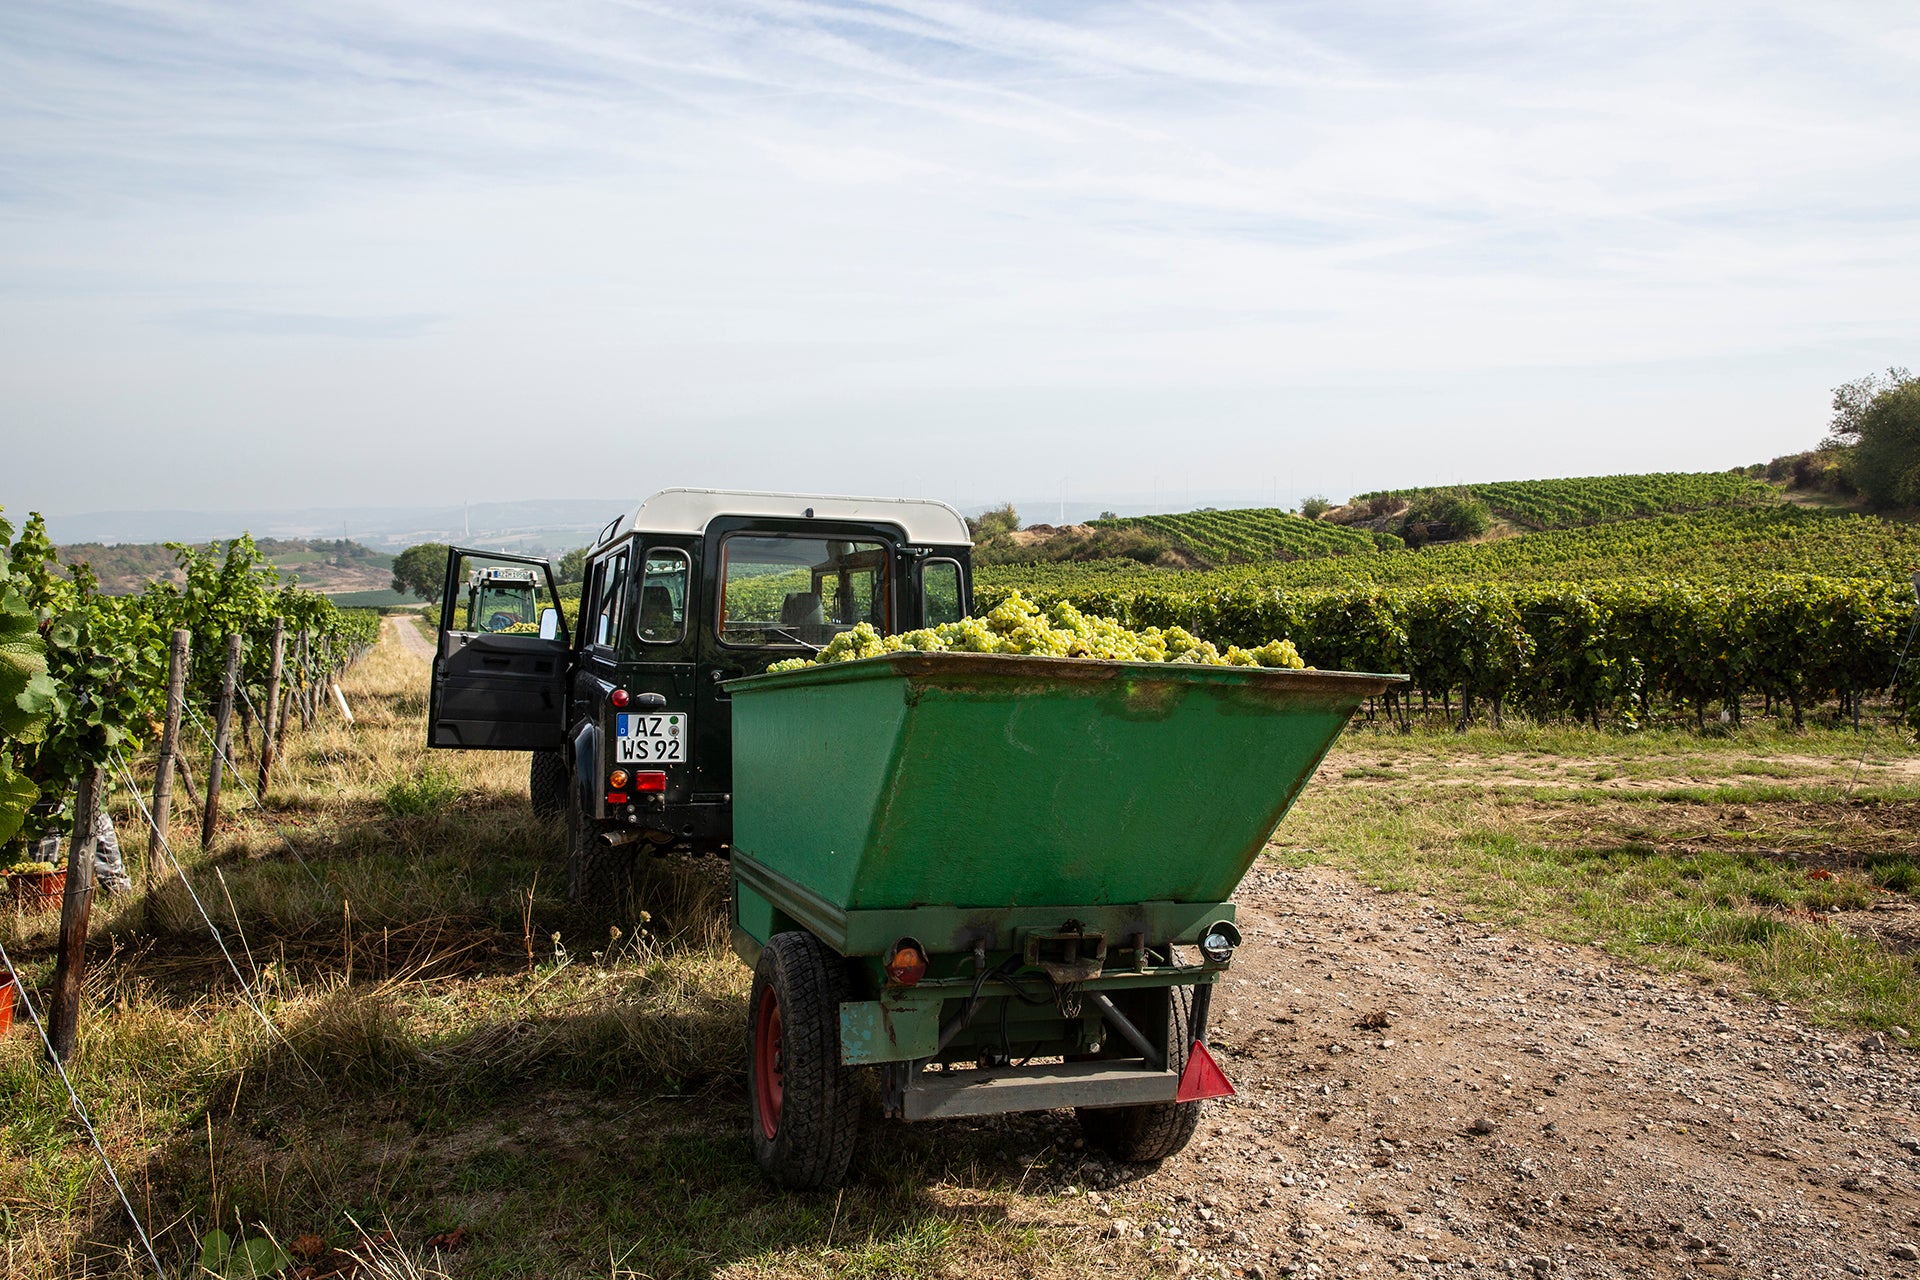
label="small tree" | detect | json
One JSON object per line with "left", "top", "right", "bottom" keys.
{"left": 557, "top": 546, "right": 589, "bottom": 585}
{"left": 966, "top": 504, "right": 1020, "bottom": 540}
{"left": 1400, "top": 489, "right": 1491, "bottom": 547}
{"left": 1828, "top": 367, "right": 1920, "bottom": 508}
{"left": 391, "top": 542, "right": 450, "bottom": 603}
{"left": 1299, "top": 495, "right": 1330, "bottom": 521}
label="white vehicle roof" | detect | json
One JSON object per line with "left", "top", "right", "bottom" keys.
{"left": 601, "top": 488, "right": 971, "bottom": 549}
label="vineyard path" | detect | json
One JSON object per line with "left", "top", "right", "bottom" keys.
{"left": 1073, "top": 862, "right": 1920, "bottom": 1278}
{"left": 389, "top": 612, "right": 435, "bottom": 662}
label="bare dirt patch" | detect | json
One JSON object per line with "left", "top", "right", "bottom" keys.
{"left": 1027, "top": 864, "right": 1920, "bottom": 1279}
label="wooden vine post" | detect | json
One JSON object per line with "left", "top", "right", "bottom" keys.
{"left": 48, "top": 767, "right": 103, "bottom": 1062}
{"left": 296, "top": 631, "right": 314, "bottom": 729}
{"left": 201, "top": 632, "right": 242, "bottom": 850}
{"left": 147, "top": 628, "right": 190, "bottom": 893}
{"left": 258, "top": 617, "right": 285, "bottom": 796}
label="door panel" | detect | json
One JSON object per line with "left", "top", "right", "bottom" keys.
{"left": 428, "top": 547, "right": 570, "bottom": 751}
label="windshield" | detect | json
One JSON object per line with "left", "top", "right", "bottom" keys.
{"left": 720, "top": 535, "right": 889, "bottom": 646}
{"left": 471, "top": 580, "right": 538, "bottom": 633}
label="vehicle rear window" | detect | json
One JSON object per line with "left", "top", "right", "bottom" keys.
{"left": 635, "top": 550, "right": 690, "bottom": 644}
{"left": 719, "top": 535, "right": 889, "bottom": 647}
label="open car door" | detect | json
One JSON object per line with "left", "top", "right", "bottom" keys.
{"left": 428, "top": 547, "right": 570, "bottom": 750}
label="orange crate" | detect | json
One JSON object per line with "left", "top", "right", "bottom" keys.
{"left": 7, "top": 871, "right": 66, "bottom": 914}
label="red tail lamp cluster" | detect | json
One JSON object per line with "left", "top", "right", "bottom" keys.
{"left": 609, "top": 688, "right": 630, "bottom": 707}
{"left": 606, "top": 770, "right": 666, "bottom": 806}
{"left": 884, "top": 939, "right": 928, "bottom": 986}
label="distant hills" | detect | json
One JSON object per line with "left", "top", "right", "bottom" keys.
{"left": 58, "top": 537, "right": 395, "bottom": 598}
{"left": 42, "top": 499, "right": 631, "bottom": 556}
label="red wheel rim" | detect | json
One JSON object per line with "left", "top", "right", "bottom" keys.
{"left": 754, "top": 988, "right": 784, "bottom": 1140}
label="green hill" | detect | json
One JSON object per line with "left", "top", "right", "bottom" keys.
{"left": 1087, "top": 507, "right": 1397, "bottom": 563}
{"left": 981, "top": 506, "right": 1920, "bottom": 597}
{"left": 1353, "top": 471, "right": 1781, "bottom": 531}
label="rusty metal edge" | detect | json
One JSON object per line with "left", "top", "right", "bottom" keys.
{"left": 727, "top": 649, "right": 1407, "bottom": 696}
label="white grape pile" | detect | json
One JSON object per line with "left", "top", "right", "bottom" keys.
{"left": 768, "top": 592, "right": 1305, "bottom": 672}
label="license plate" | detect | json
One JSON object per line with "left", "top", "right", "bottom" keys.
{"left": 615, "top": 711, "right": 688, "bottom": 764}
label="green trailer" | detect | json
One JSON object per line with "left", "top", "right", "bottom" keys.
{"left": 727, "top": 651, "right": 1402, "bottom": 1188}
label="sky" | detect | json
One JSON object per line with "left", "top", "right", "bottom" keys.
{"left": 3, "top": 0, "right": 1919, "bottom": 519}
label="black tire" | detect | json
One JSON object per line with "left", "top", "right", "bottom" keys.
{"left": 1075, "top": 984, "right": 1204, "bottom": 1163}
{"left": 748, "top": 932, "right": 861, "bottom": 1189}
{"left": 529, "top": 750, "right": 568, "bottom": 820}
{"left": 566, "top": 799, "right": 634, "bottom": 924}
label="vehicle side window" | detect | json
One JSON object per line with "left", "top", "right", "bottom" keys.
{"left": 635, "top": 549, "right": 690, "bottom": 644}
{"left": 923, "top": 559, "right": 964, "bottom": 626}
{"left": 592, "top": 549, "right": 629, "bottom": 649}
{"left": 577, "top": 559, "right": 602, "bottom": 652}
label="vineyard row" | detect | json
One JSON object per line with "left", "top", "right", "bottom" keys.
{"left": 976, "top": 575, "right": 1920, "bottom": 731}
{"left": 986, "top": 508, "right": 1920, "bottom": 592}
{"left": 2, "top": 512, "right": 380, "bottom": 850}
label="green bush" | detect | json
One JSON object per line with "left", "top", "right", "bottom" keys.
{"left": 1401, "top": 488, "right": 1491, "bottom": 546}
{"left": 967, "top": 504, "right": 1020, "bottom": 540}
{"left": 384, "top": 763, "right": 460, "bottom": 817}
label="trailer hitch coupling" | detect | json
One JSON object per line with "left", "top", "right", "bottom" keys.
{"left": 1024, "top": 924, "right": 1106, "bottom": 984}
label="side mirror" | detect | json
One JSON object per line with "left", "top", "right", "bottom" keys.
{"left": 539, "top": 609, "right": 560, "bottom": 641}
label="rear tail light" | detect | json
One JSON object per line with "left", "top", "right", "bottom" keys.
{"left": 606, "top": 792, "right": 629, "bottom": 805}
{"left": 609, "top": 688, "right": 630, "bottom": 708}
{"left": 633, "top": 771, "right": 666, "bottom": 793}
{"left": 885, "top": 939, "right": 928, "bottom": 986}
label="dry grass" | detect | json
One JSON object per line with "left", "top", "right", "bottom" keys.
{"left": 14, "top": 625, "right": 1920, "bottom": 1275}
{"left": 0, "top": 623, "right": 1166, "bottom": 1279}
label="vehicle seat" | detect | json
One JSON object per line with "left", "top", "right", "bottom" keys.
{"left": 638, "top": 586, "right": 677, "bottom": 639}
{"left": 781, "top": 593, "right": 825, "bottom": 626}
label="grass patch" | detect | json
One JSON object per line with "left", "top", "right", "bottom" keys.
{"left": 1286, "top": 733, "right": 1920, "bottom": 1034}
{"left": 1, "top": 633, "right": 1154, "bottom": 1278}
{"left": 382, "top": 762, "right": 461, "bottom": 817}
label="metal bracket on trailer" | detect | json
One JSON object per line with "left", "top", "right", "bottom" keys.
{"left": 897, "top": 1058, "right": 1180, "bottom": 1121}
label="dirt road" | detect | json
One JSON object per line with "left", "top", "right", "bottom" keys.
{"left": 389, "top": 613, "right": 435, "bottom": 662}
{"left": 1049, "top": 864, "right": 1920, "bottom": 1279}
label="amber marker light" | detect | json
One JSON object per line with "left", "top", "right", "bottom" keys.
{"left": 885, "top": 939, "right": 929, "bottom": 986}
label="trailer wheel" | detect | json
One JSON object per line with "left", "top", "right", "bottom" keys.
{"left": 748, "top": 932, "right": 860, "bottom": 1189}
{"left": 566, "top": 801, "right": 634, "bottom": 922}
{"left": 1076, "top": 985, "right": 1203, "bottom": 1164}
{"left": 529, "top": 750, "right": 568, "bottom": 820}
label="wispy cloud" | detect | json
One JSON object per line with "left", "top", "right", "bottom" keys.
{"left": 1, "top": 1, "right": 1917, "bottom": 512}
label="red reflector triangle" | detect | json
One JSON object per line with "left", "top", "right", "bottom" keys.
{"left": 1175, "top": 1040, "right": 1235, "bottom": 1103}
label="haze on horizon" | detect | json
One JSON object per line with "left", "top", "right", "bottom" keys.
{"left": 3, "top": 1, "right": 1918, "bottom": 520}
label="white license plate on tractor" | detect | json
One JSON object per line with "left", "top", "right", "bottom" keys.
{"left": 616, "top": 712, "right": 687, "bottom": 764}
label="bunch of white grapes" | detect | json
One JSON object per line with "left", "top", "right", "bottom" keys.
{"left": 768, "top": 592, "right": 1306, "bottom": 672}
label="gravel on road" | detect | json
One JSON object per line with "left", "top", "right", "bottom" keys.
{"left": 1041, "top": 863, "right": 1920, "bottom": 1280}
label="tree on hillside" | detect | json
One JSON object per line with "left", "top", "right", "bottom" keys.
{"left": 558, "top": 546, "right": 589, "bottom": 585}
{"left": 966, "top": 504, "right": 1020, "bottom": 540}
{"left": 1300, "top": 495, "right": 1330, "bottom": 520}
{"left": 391, "top": 542, "right": 450, "bottom": 603}
{"left": 1827, "top": 367, "right": 1920, "bottom": 508}
{"left": 1400, "top": 489, "right": 1491, "bottom": 547}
